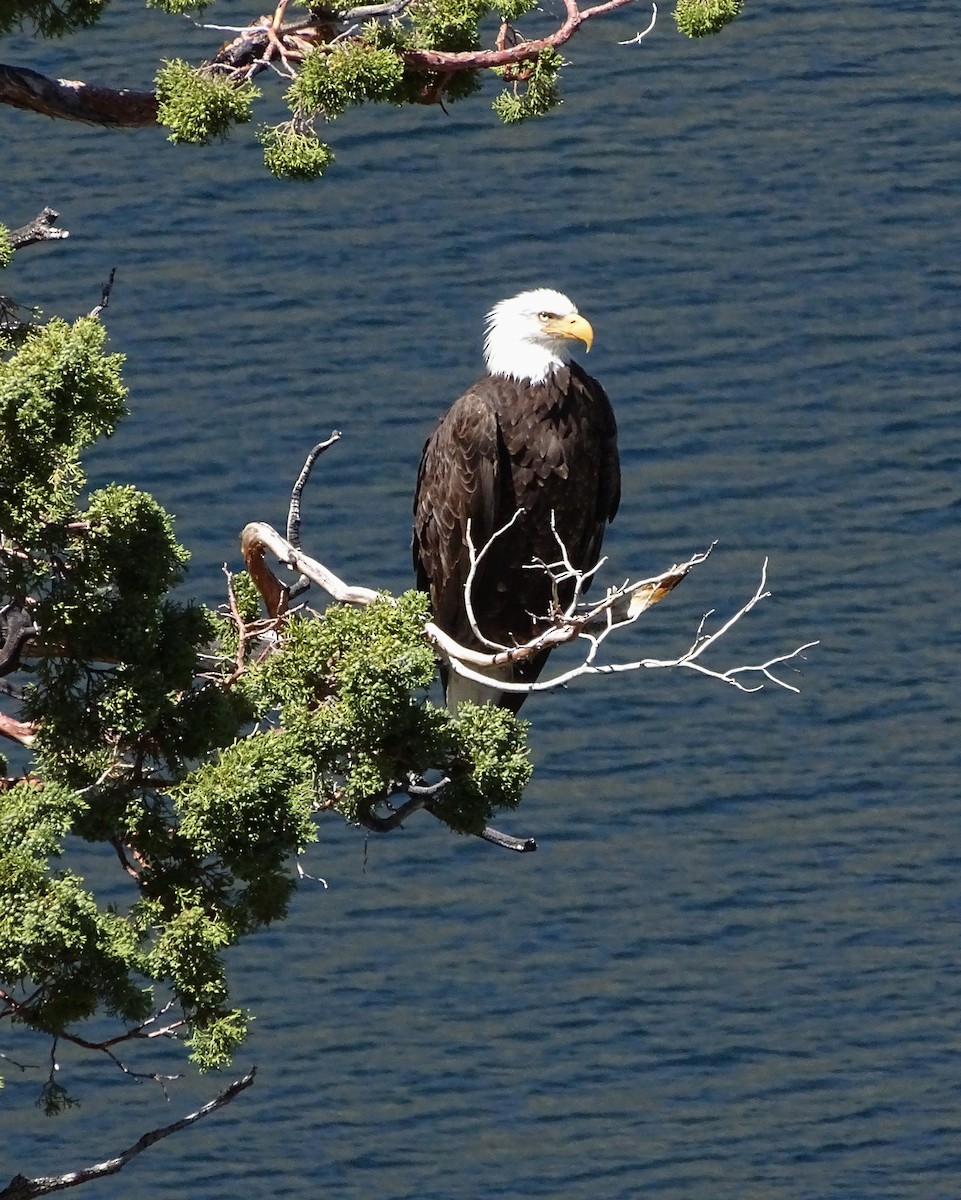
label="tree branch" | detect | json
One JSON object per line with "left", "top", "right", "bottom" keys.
{"left": 0, "top": 63, "right": 157, "bottom": 126}
{"left": 7, "top": 208, "right": 69, "bottom": 250}
{"left": 0, "top": 711, "right": 36, "bottom": 747}
{"left": 241, "top": 520, "right": 379, "bottom": 610}
{"left": 0, "top": 1069, "right": 256, "bottom": 1200}
{"left": 240, "top": 499, "right": 815, "bottom": 703}
{"left": 0, "top": 0, "right": 655, "bottom": 128}
{"left": 240, "top": 507, "right": 817, "bottom": 700}
{"left": 401, "top": 0, "right": 651, "bottom": 70}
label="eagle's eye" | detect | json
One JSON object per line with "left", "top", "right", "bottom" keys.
{"left": 537, "top": 311, "right": 558, "bottom": 321}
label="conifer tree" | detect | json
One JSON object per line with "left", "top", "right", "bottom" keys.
{"left": 0, "top": 0, "right": 744, "bottom": 177}
{"left": 0, "top": 225, "right": 531, "bottom": 1120}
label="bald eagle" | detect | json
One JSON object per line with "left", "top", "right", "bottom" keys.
{"left": 413, "top": 288, "right": 621, "bottom": 711}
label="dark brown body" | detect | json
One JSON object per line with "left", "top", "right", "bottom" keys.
{"left": 413, "top": 362, "right": 620, "bottom": 710}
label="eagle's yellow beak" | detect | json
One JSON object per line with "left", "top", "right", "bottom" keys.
{"left": 541, "top": 313, "right": 594, "bottom": 353}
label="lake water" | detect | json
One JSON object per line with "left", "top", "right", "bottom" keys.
{"left": 3, "top": 1, "right": 961, "bottom": 1196}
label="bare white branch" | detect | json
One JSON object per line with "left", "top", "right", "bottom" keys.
{"left": 440, "top": 553, "right": 817, "bottom": 698}
{"left": 463, "top": 511, "right": 525, "bottom": 650}
{"left": 242, "top": 521, "right": 379, "bottom": 607}
{"left": 618, "top": 0, "right": 657, "bottom": 46}
{"left": 240, "top": 517, "right": 815, "bottom": 701}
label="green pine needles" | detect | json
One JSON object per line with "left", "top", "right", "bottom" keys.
{"left": 149, "top": 0, "right": 589, "bottom": 178}
{"left": 7, "top": 0, "right": 745, "bottom": 179}
{"left": 0, "top": 224, "right": 12, "bottom": 271}
{"left": 674, "top": 0, "right": 744, "bottom": 38}
{"left": 258, "top": 124, "right": 336, "bottom": 182}
{"left": 0, "top": 0, "right": 107, "bottom": 38}
{"left": 0, "top": 308, "right": 531, "bottom": 1106}
{"left": 156, "top": 59, "right": 260, "bottom": 145}
{"left": 289, "top": 42, "right": 406, "bottom": 119}
{"left": 492, "top": 48, "right": 565, "bottom": 124}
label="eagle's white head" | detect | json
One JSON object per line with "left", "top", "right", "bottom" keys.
{"left": 483, "top": 287, "right": 594, "bottom": 384}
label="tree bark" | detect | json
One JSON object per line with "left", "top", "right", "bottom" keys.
{"left": 0, "top": 63, "right": 157, "bottom": 126}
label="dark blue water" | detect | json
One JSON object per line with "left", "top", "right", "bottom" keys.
{"left": 4, "top": 1, "right": 961, "bottom": 1196}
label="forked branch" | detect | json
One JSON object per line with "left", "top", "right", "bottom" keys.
{"left": 241, "top": 436, "right": 817, "bottom": 704}
{"left": 0, "top": 0, "right": 656, "bottom": 125}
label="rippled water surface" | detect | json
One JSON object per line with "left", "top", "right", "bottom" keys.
{"left": 3, "top": 1, "right": 961, "bottom": 1196}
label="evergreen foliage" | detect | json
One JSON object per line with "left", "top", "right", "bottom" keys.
{"left": 156, "top": 59, "right": 260, "bottom": 145}
{"left": 674, "top": 0, "right": 743, "bottom": 38}
{"left": 492, "top": 49, "right": 565, "bottom": 124}
{"left": 0, "top": 0, "right": 107, "bottom": 38}
{"left": 0, "top": 303, "right": 531, "bottom": 1106}
{"left": 407, "top": 0, "right": 485, "bottom": 53}
{"left": 149, "top": 0, "right": 578, "bottom": 175}
{"left": 489, "top": 0, "right": 538, "bottom": 23}
{"left": 288, "top": 41, "right": 405, "bottom": 120}
{"left": 1, "top": 0, "right": 744, "bottom": 178}
{"left": 258, "top": 125, "right": 336, "bottom": 181}
{"left": 147, "top": 0, "right": 208, "bottom": 14}
{"left": 0, "top": 224, "right": 12, "bottom": 270}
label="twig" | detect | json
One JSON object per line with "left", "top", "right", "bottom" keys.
{"left": 0, "top": 992, "right": 187, "bottom": 1089}
{"left": 479, "top": 826, "right": 537, "bottom": 852}
{"left": 336, "top": 0, "right": 412, "bottom": 17}
{"left": 618, "top": 0, "right": 657, "bottom": 45}
{"left": 88, "top": 268, "right": 116, "bottom": 319}
{"left": 288, "top": 433, "right": 342, "bottom": 548}
{"left": 463, "top": 511, "right": 525, "bottom": 650}
{"left": 0, "top": 1069, "right": 256, "bottom": 1200}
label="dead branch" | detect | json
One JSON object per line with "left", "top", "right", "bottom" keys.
{"left": 240, "top": 477, "right": 815, "bottom": 703}
{"left": 0, "top": 991, "right": 187, "bottom": 1092}
{"left": 220, "top": 567, "right": 285, "bottom": 680}
{"left": 358, "top": 774, "right": 537, "bottom": 851}
{"left": 0, "top": 1069, "right": 256, "bottom": 1200}
{"left": 241, "top": 520, "right": 379, "bottom": 610}
{"left": 480, "top": 826, "right": 537, "bottom": 852}
{"left": 441, "top": 533, "right": 817, "bottom": 698}
{"left": 335, "top": 0, "right": 413, "bottom": 18}
{"left": 0, "top": 712, "right": 36, "bottom": 747}
{"left": 88, "top": 267, "right": 116, "bottom": 320}
{"left": 7, "top": 208, "right": 69, "bottom": 250}
{"left": 618, "top": 0, "right": 658, "bottom": 45}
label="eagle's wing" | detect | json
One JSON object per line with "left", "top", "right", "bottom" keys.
{"left": 573, "top": 364, "right": 621, "bottom": 571}
{"left": 413, "top": 380, "right": 511, "bottom": 646}
{"left": 413, "top": 368, "right": 620, "bottom": 712}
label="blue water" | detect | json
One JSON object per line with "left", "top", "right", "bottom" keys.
{"left": 3, "top": 0, "right": 961, "bottom": 1195}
